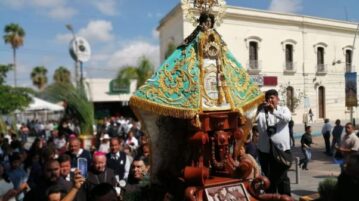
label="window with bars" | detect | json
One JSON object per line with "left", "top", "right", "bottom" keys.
{"left": 345, "top": 49, "right": 352, "bottom": 72}
{"left": 249, "top": 41, "right": 258, "bottom": 69}
{"left": 317, "top": 47, "right": 325, "bottom": 72}
{"left": 285, "top": 44, "right": 293, "bottom": 70}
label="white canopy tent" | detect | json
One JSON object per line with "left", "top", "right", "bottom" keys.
{"left": 15, "top": 97, "right": 64, "bottom": 122}
{"left": 26, "top": 97, "right": 64, "bottom": 112}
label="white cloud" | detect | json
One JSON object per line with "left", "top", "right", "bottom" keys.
{"left": 56, "top": 20, "right": 115, "bottom": 44}
{"left": 269, "top": 0, "right": 302, "bottom": 13}
{"left": 93, "top": 0, "right": 118, "bottom": 16}
{"left": 108, "top": 41, "right": 159, "bottom": 68}
{"left": 1, "top": 0, "right": 77, "bottom": 20}
{"left": 152, "top": 29, "right": 159, "bottom": 39}
{"left": 147, "top": 12, "right": 163, "bottom": 18}
{"left": 55, "top": 33, "right": 73, "bottom": 43}
{"left": 49, "top": 6, "right": 77, "bottom": 20}
{"left": 1, "top": 0, "right": 26, "bottom": 9}
{"left": 78, "top": 20, "right": 115, "bottom": 42}
{"left": 32, "top": 0, "right": 63, "bottom": 7}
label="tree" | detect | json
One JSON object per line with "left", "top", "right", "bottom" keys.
{"left": 0, "top": 64, "right": 12, "bottom": 85}
{"left": 115, "top": 56, "right": 154, "bottom": 89}
{"left": 0, "top": 85, "right": 32, "bottom": 114}
{"left": 53, "top": 66, "right": 71, "bottom": 84}
{"left": 278, "top": 84, "right": 304, "bottom": 112}
{"left": 3, "top": 23, "right": 25, "bottom": 87}
{"left": 137, "top": 56, "right": 154, "bottom": 87}
{"left": 31, "top": 66, "right": 48, "bottom": 91}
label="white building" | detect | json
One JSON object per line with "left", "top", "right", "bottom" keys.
{"left": 84, "top": 78, "right": 137, "bottom": 118}
{"left": 157, "top": 4, "right": 359, "bottom": 124}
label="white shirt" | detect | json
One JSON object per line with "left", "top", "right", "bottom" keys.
{"left": 125, "top": 137, "right": 138, "bottom": 150}
{"left": 256, "top": 105, "right": 292, "bottom": 153}
{"left": 99, "top": 142, "right": 110, "bottom": 153}
{"left": 321, "top": 122, "right": 332, "bottom": 135}
{"left": 340, "top": 132, "right": 359, "bottom": 151}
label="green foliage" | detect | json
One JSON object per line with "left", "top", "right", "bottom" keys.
{"left": 318, "top": 177, "right": 337, "bottom": 201}
{"left": 0, "top": 64, "right": 12, "bottom": 85}
{"left": 31, "top": 66, "right": 48, "bottom": 91}
{"left": 53, "top": 66, "right": 71, "bottom": 84}
{"left": 137, "top": 56, "right": 154, "bottom": 87}
{"left": 0, "top": 118, "right": 6, "bottom": 134}
{"left": 115, "top": 56, "right": 154, "bottom": 89}
{"left": 0, "top": 85, "right": 33, "bottom": 114}
{"left": 116, "top": 66, "right": 138, "bottom": 88}
{"left": 41, "top": 83, "right": 94, "bottom": 135}
{"left": 278, "top": 84, "right": 304, "bottom": 112}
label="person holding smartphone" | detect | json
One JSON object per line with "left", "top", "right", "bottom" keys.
{"left": 255, "top": 89, "right": 292, "bottom": 196}
{"left": 76, "top": 151, "right": 116, "bottom": 201}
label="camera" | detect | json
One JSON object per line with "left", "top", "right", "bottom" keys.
{"left": 267, "top": 126, "right": 277, "bottom": 136}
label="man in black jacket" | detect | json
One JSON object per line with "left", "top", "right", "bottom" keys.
{"left": 24, "top": 159, "right": 72, "bottom": 201}
{"left": 106, "top": 137, "right": 131, "bottom": 181}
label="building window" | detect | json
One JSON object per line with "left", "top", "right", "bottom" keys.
{"left": 286, "top": 86, "right": 294, "bottom": 112}
{"left": 345, "top": 49, "right": 352, "bottom": 72}
{"left": 285, "top": 44, "right": 294, "bottom": 70}
{"left": 317, "top": 47, "right": 325, "bottom": 72}
{"left": 249, "top": 41, "right": 258, "bottom": 69}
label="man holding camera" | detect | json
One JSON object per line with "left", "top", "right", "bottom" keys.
{"left": 256, "top": 89, "right": 292, "bottom": 196}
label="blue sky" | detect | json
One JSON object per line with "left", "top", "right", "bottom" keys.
{"left": 1, "top": 0, "right": 359, "bottom": 88}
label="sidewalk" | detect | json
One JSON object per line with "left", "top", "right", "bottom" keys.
{"left": 288, "top": 122, "right": 341, "bottom": 200}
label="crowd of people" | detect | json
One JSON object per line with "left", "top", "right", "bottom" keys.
{"left": 0, "top": 116, "right": 151, "bottom": 201}
{"left": 2, "top": 89, "right": 359, "bottom": 201}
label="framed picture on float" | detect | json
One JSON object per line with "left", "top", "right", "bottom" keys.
{"left": 205, "top": 182, "right": 250, "bottom": 201}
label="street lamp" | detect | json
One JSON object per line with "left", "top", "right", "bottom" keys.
{"left": 66, "top": 24, "right": 80, "bottom": 87}
{"left": 66, "top": 25, "right": 91, "bottom": 89}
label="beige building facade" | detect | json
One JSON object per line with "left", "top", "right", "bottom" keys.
{"left": 157, "top": 4, "right": 359, "bottom": 124}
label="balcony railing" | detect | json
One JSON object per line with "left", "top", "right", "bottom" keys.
{"left": 283, "top": 62, "right": 296, "bottom": 73}
{"left": 316, "top": 64, "right": 328, "bottom": 75}
{"left": 247, "top": 60, "right": 262, "bottom": 74}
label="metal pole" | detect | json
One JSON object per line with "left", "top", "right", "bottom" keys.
{"left": 295, "top": 157, "right": 300, "bottom": 184}
{"left": 66, "top": 24, "right": 79, "bottom": 88}
{"left": 350, "top": 24, "right": 359, "bottom": 123}
{"left": 80, "top": 61, "right": 83, "bottom": 88}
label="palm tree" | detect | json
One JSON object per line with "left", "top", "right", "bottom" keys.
{"left": 3, "top": 23, "right": 25, "bottom": 87}
{"left": 42, "top": 83, "right": 94, "bottom": 135}
{"left": 116, "top": 56, "right": 154, "bottom": 89}
{"left": 53, "top": 66, "right": 71, "bottom": 84}
{"left": 31, "top": 66, "right": 48, "bottom": 91}
{"left": 137, "top": 56, "right": 154, "bottom": 87}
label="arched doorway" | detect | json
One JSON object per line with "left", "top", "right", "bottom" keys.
{"left": 318, "top": 86, "right": 325, "bottom": 118}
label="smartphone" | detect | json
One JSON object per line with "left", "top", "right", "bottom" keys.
{"left": 77, "top": 157, "right": 88, "bottom": 177}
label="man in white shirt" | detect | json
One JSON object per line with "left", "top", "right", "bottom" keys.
{"left": 321, "top": 118, "right": 332, "bottom": 156}
{"left": 337, "top": 122, "right": 359, "bottom": 157}
{"left": 256, "top": 89, "right": 292, "bottom": 196}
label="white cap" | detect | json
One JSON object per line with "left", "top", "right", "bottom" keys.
{"left": 101, "top": 134, "right": 110, "bottom": 140}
